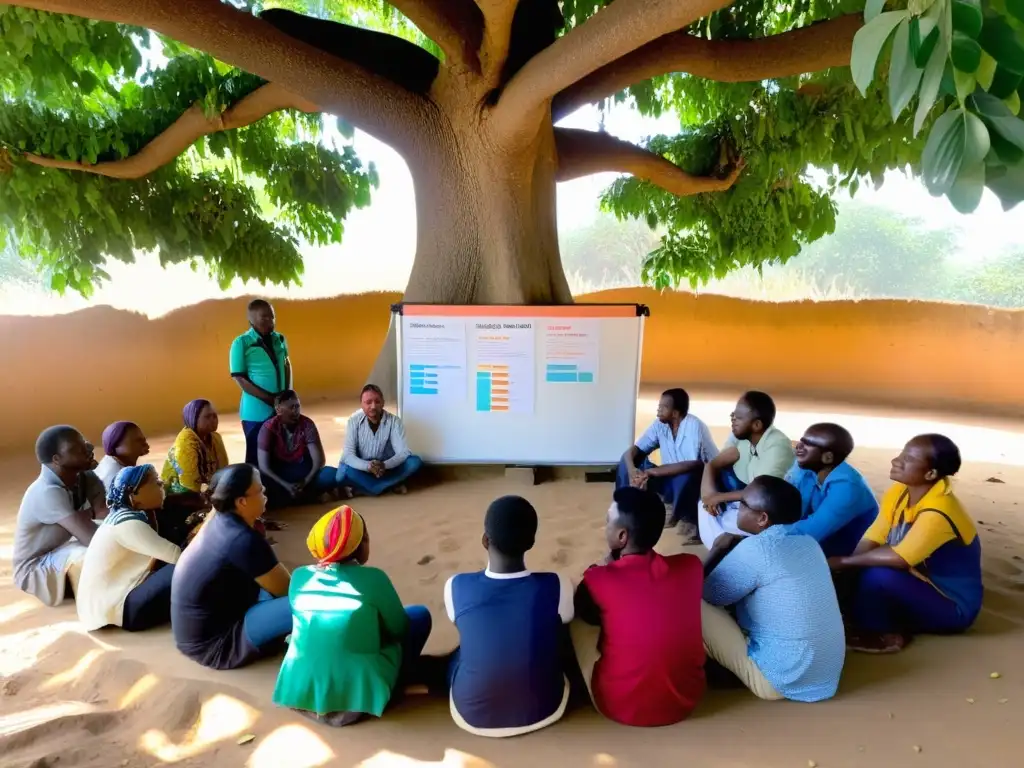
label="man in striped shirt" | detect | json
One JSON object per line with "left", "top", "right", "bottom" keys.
{"left": 336, "top": 384, "right": 423, "bottom": 496}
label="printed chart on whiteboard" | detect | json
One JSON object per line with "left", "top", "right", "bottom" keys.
{"left": 473, "top": 322, "right": 535, "bottom": 413}
{"left": 543, "top": 319, "right": 600, "bottom": 383}
{"left": 404, "top": 319, "right": 467, "bottom": 403}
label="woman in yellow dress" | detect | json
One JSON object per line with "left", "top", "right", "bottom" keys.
{"left": 160, "top": 399, "right": 228, "bottom": 544}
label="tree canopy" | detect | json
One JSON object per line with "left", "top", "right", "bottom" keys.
{"left": 2, "top": 0, "right": 1024, "bottom": 299}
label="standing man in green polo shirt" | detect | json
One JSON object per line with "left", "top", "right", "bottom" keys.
{"left": 230, "top": 299, "right": 292, "bottom": 465}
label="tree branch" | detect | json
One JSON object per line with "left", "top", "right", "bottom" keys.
{"left": 553, "top": 14, "right": 863, "bottom": 121}
{"left": 475, "top": 0, "right": 520, "bottom": 85}
{"left": 9, "top": 1, "right": 433, "bottom": 154}
{"left": 555, "top": 127, "right": 744, "bottom": 196}
{"left": 493, "top": 0, "right": 733, "bottom": 136}
{"left": 390, "top": 0, "right": 484, "bottom": 72}
{"left": 23, "top": 83, "right": 317, "bottom": 179}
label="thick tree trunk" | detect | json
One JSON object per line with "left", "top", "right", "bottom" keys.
{"left": 367, "top": 107, "right": 573, "bottom": 400}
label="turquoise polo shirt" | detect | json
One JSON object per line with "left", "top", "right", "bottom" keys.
{"left": 229, "top": 327, "right": 289, "bottom": 422}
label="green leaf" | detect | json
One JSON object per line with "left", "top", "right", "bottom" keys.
{"left": 978, "top": 14, "right": 1024, "bottom": 75}
{"left": 951, "top": 0, "right": 983, "bottom": 39}
{"left": 1006, "top": 90, "right": 1022, "bottom": 115}
{"left": 977, "top": 50, "right": 998, "bottom": 89}
{"left": 952, "top": 31, "right": 983, "bottom": 73}
{"left": 911, "top": 16, "right": 940, "bottom": 68}
{"left": 986, "top": 158, "right": 1024, "bottom": 209}
{"left": 947, "top": 160, "right": 985, "bottom": 212}
{"left": 989, "top": 65, "right": 1023, "bottom": 98}
{"left": 852, "top": 11, "right": 909, "bottom": 96}
{"left": 915, "top": 35, "right": 948, "bottom": 135}
{"left": 963, "top": 111, "right": 992, "bottom": 166}
{"left": 866, "top": 0, "right": 889, "bottom": 22}
{"left": 645, "top": 212, "right": 658, "bottom": 229}
{"left": 970, "top": 90, "right": 1024, "bottom": 150}
{"left": 908, "top": 0, "right": 937, "bottom": 14}
{"left": 989, "top": 128, "right": 1024, "bottom": 162}
{"left": 955, "top": 68, "right": 977, "bottom": 102}
{"left": 1007, "top": 0, "right": 1024, "bottom": 26}
{"left": 921, "top": 109, "right": 970, "bottom": 194}
{"left": 890, "top": 20, "right": 925, "bottom": 119}
{"left": 50, "top": 272, "right": 66, "bottom": 293}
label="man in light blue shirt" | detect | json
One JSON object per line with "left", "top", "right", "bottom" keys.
{"left": 617, "top": 388, "right": 717, "bottom": 533}
{"left": 702, "top": 476, "right": 845, "bottom": 702}
{"left": 784, "top": 423, "right": 879, "bottom": 558}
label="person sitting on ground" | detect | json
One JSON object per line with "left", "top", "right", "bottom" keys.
{"left": 257, "top": 390, "right": 339, "bottom": 509}
{"left": 702, "top": 476, "right": 845, "bottom": 702}
{"left": 698, "top": 391, "right": 794, "bottom": 549}
{"left": 273, "top": 505, "right": 433, "bottom": 727}
{"left": 337, "top": 384, "right": 423, "bottom": 497}
{"left": 95, "top": 421, "right": 151, "bottom": 491}
{"left": 572, "top": 486, "right": 705, "bottom": 727}
{"left": 784, "top": 423, "right": 879, "bottom": 558}
{"left": 76, "top": 465, "right": 181, "bottom": 632}
{"left": 445, "top": 495, "right": 573, "bottom": 737}
{"left": 160, "top": 399, "right": 229, "bottom": 544}
{"left": 13, "top": 426, "right": 108, "bottom": 606}
{"left": 230, "top": 298, "right": 291, "bottom": 466}
{"left": 171, "top": 464, "right": 292, "bottom": 670}
{"left": 616, "top": 388, "right": 717, "bottom": 538}
{"left": 829, "top": 434, "right": 982, "bottom": 654}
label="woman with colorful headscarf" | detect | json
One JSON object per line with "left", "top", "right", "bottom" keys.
{"left": 95, "top": 421, "right": 151, "bottom": 491}
{"left": 272, "top": 505, "right": 433, "bottom": 726}
{"left": 76, "top": 465, "right": 181, "bottom": 632}
{"left": 160, "top": 399, "right": 229, "bottom": 544}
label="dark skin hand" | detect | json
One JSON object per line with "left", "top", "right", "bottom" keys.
{"left": 700, "top": 447, "right": 744, "bottom": 515}
{"left": 829, "top": 540, "right": 911, "bottom": 571}
{"left": 703, "top": 533, "right": 744, "bottom": 577}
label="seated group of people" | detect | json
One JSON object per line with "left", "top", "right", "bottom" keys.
{"left": 10, "top": 383, "right": 984, "bottom": 735}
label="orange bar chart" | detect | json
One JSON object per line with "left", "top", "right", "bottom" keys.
{"left": 476, "top": 364, "right": 510, "bottom": 411}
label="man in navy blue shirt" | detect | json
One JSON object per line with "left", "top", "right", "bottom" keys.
{"left": 784, "top": 423, "right": 879, "bottom": 558}
{"left": 444, "top": 495, "right": 573, "bottom": 737}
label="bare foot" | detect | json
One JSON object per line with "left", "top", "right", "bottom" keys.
{"left": 393, "top": 484, "right": 409, "bottom": 495}
{"left": 846, "top": 632, "right": 910, "bottom": 654}
{"left": 341, "top": 486, "right": 354, "bottom": 499}
{"left": 675, "top": 520, "right": 700, "bottom": 544}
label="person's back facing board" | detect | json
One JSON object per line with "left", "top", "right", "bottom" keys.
{"left": 445, "top": 495, "right": 573, "bottom": 737}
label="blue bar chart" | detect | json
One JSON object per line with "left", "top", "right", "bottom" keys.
{"left": 544, "top": 363, "right": 594, "bottom": 383}
{"left": 404, "top": 319, "right": 466, "bottom": 403}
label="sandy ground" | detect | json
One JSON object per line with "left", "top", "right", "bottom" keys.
{"left": 1, "top": 390, "right": 1022, "bottom": 768}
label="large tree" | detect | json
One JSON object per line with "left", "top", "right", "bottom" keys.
{"left": 3, "top": 0, "right": 1024, "bottom": 390}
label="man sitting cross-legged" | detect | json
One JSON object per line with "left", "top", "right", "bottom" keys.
{"left": 571, "top": 486, "right": 705, "bottom": 727}
{"left": 616, "top": 388, "right": 717, "bottom": 538}
{"left": 698, "top": 391, "right": 794, "bottom": 549}
{"left": 337, "top": 384, "right": 423, "bottom": 497}
{"left": 785, "top": 423, "right": 879, "bottom": 558}
{"left": 702, "top": 476, "right": 845, "bottom": 702}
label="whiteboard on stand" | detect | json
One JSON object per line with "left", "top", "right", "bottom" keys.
{"left": 394, "top": 303, "right": 647, "bottom": 465}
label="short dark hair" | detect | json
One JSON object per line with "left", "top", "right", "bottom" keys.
{"left": 612, "top": 486, "right": 665, "bottom": 551}
{"left": 809, "top": 422, "right": 855, "bottom": 463}
{"left": 209, "top": 464, "right": 258, "bottom": 512}
{"left": 662, "top": 388, "right": 690, "bottom": 415}
{"left": 741, "top": 390, "right": 777, "bottom": 428}
{"left": 274, "top": 389, "right": 298, "bottom": 407}
{"left": 745, "top": 475, "right": 802, "bottom": 525}
{"left": 919, "top": 433, "right": 962, "bottom": 477}
{"left": 484, "top": 495, "right": 538, "bottom": 556}
{"left": 247, "top": 298, "right": 272, "bottom": 313}
{"left": 35, "top": 425, "right": 82, "bottom": 464}
{"left": 361, "top": 383, "right": 384, "bottom": 399}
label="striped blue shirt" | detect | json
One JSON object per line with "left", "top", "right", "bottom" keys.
{"left": 635, "top": 413, "right": 719, "bottom": 464}
{"left": 703, "top": 526, "right": 845, "bottom": 702}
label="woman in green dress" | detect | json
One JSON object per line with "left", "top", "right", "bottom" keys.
{"left": 272, "top": 505, "right": 432, "bottom": 726}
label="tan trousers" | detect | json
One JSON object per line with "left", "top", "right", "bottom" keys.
{"left": 701, "top": 602, "right": 784, "bottom": 701}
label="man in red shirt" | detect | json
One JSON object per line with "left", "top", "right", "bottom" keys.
{"left": 571, "top": 486, "right": 706, "bottom": 726}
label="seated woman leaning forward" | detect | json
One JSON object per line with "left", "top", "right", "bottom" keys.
{"left": 95, "top": 421, "right": 151, "bottom": 492}
{"left": 257, "top": 390, "right": 339, "bottom": 510}
{"left": 171, "top": 464, "right": 292, "bottom": 670}
{"left": 273, "top": 505, "right": 433, "bottom": 727}
{"left": 77, "top": 465, "right": 180, "bottom": 632}
{"left": 829, "top": 434, "right": 983, "bottom": 654}
{"left": 160, "top": 399, "right": 229, "bottom": 545}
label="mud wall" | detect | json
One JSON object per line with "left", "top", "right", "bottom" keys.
{"left": 1, "top": 287, "right": 1020, "bottom": 454}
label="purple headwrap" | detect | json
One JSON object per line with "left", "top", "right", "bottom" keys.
{"left": 182, "top": 399, "right": 211, "bottom": 432}
{"left": 101, "top": 421, "right": 137, "bottom": 455}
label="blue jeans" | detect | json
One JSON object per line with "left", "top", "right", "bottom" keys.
{"left": 399, "top": 605, "right": 433, "bottom": 684}
{"left": 122, "top": 562, "right": 174, "bottom": 631}
{"left": 851, "top": 567, "right": 970, "bottom": 635}
{"left": 264, "top": 453, "right": 339, "bottom": 508}
{"left": 242, "top": 419, "right": 267, "bottom": 466}
{"left": 615, "top": 457, "right": 702, "bottom": 524}
{"left": 242, "top": 590, "right": 292, "bottom": 650}
{"left": 337, "top": 455, "right": 423, "bottom": 496}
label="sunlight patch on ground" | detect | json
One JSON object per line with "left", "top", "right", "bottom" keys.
{"left": 119, "top": 672, "right": 160, "bottom": 709}
{"left": 39, "top": 648, "right": 105, "bottom": 691}
{"left": 0, "top": 597, "right": 38, "bottom": 626}
{"left": 247, "top": 724, "right": 334, "bottom": 768}
{"left": 0, "top": 623, "right": 109, "bottom": 677}
{"left": 357, "top": 749, "right": 496, "bottom": 768}
{"left": 139, "top": 693, "right": 259, "bottom": 763}
{"left": 0, "top": 701, "right": 99, "bottom": 738}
